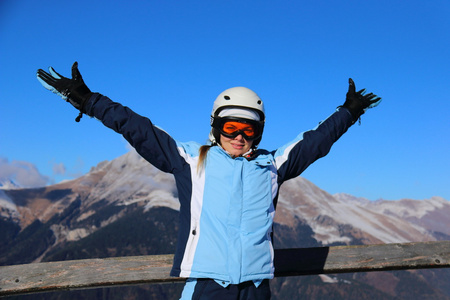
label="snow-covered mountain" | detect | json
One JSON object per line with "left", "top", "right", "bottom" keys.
{"left": 276, "top": 179, "right": 446, "bottom": 245}
{"left": 2, "top": 149, "right": 448, "bottom": 244}
{"left": 0, "top": 178, "right": 21, "bottom": 190}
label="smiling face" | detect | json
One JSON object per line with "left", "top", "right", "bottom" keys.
{"left": 220, "top": 134, "right": 254, "bottom": 157}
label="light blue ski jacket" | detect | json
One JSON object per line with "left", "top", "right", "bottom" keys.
{"left": 85, "top": 93, "right": 353, "bottom": 285}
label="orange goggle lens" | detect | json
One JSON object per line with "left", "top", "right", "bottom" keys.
{"left": 221, "top": 121, "right": 256, "bottom": 137}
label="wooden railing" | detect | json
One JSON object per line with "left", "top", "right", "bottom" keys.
{"left": 1, "top": 241, "right": 449, "bottom": 297}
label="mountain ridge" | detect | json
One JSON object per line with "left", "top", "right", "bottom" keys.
{"left": 1, "top": 150, "right": 447, "bottom": 241}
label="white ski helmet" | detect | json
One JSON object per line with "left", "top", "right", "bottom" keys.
{"left": 209, "top": 87, "right": 265, "bottom": 146}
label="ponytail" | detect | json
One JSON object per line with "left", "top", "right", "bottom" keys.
{"left": 197, "top": 144, "right": 213, "bottom": 171}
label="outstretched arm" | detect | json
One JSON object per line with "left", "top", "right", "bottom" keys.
{"left": 275, "top": 78, "right": 382, "bottom": 181}
{"left": 36, "top": 62, "right": 186, "bottom": 174}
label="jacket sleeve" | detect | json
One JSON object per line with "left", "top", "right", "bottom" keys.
{"left": 84, "top": 93, "right": 186, "bottom": 174}
{"left": 274, "top": 107, "right": 354, "bottom": 182}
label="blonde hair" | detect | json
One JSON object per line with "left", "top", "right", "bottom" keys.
{"left": 197, "top": 144, "right": 213, "bottom": 171}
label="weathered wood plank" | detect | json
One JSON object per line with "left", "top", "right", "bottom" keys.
{"left": 0, "top": 254, "right": 183, "bottom": 296}
{"left": 1, "top": 241, "right": 449, "bottom": 296}
{"left": 274, "top": 241, "right": 450, "bottom": 277}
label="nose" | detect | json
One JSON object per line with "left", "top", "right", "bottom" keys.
{"left": 234, "top": 134, "right": 244, "bottom": 141}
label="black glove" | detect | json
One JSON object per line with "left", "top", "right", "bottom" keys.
{"left": 342, "top": 78, "right": 382, "bottom": 123}
{"left": 37, "top": 62, "right": 92, "bottom": 122}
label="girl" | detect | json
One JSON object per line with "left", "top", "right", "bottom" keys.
{"left": 37, "top": 62, "right": 381, "bottom": 299}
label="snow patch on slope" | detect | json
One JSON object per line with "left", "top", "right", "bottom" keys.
{"left": 0, "top": 189, "right": 19, "bottom": 219}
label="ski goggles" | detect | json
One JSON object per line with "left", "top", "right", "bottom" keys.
{"left": 212, "top": 117, "right": 263, "bottom": 140}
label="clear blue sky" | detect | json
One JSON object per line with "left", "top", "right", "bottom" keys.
{"left": 1, "top": 0, "right": 449, "bottom": 201}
